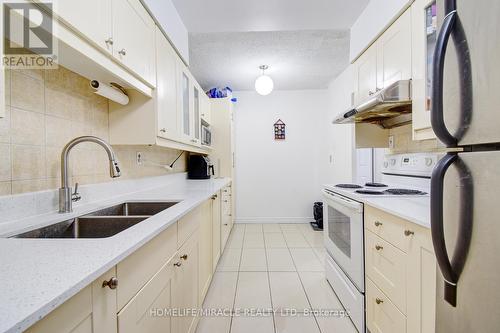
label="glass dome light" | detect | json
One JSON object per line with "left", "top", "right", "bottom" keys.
{"left": 255, "top": 65, "right": 274, "bottom": 96}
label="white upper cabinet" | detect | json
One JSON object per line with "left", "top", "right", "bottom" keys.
{"left": 353, "top": 7, "right": 412, "bottom": 105}
{"left": 179, "top": 64, "right": 192, "bottom": 142}
{"left": 412, "top": 0, "right": 437, "bottom": 141}
{"left": 55, "top": 0, "right": 113, "bottom": 54}
{"left": 376, "top": 8, "right": 412, "bottom": 89}
{"left": 112, "top": 0, "right": 156, "bottom": 86}
{"left": 200, "top": 93, "right": 211, "bottom": 124}
{"left": 353, "top": 44, "right": 378, "bottom": 105}
{"left": 156, "top": 27, "right": 179, "bottom": 141}
{"left": 193, "top": 83, "right": 201, "bottom": 144}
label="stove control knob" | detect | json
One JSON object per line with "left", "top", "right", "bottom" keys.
{"left": 383, "top": 161, "right": 389, "bottom": 168}
{"left": 390, "top": 159, "right": 396, "bottom": 166}
{"left": 425, "top": 158, "right": 433, "bottom": 167}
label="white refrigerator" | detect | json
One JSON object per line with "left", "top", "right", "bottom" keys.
{"left": 431, "top": 0, "right": 500, "bottom": 332}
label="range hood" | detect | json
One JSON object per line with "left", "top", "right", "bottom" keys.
{"left": 333, "top": 80, "right": 412, "bottom": 129}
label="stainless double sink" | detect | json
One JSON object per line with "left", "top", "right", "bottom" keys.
{"left": 13, "top": 202, "right": 179, "bottom": 239}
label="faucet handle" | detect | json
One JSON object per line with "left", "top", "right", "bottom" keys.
{"left": 72, "top": 183, "right": 82, "bottom": 202}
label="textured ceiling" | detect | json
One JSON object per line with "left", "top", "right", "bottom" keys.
{"left": 189, "top": 30, "right": 350, "bottom": 91}
{"left": 172, "top": 0, "right": 369, "bottom": 33}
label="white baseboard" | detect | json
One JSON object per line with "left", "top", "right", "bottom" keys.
{"left": 234, "top": 217, "right": 313, "bottom": 224}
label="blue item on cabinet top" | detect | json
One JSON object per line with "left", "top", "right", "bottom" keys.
{"left": 207, "top": 86, "right": 233, "bottom": 98}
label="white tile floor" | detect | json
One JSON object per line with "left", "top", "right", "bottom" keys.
{"left": 196, "top": 223, "right": 358, "bottom": 333}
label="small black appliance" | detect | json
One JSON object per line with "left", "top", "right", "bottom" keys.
{"left": 310, "top": 202, "right": 323, "bottom": 231}
{"left": 188, "top": 154, "right": 214, "bottom": 180}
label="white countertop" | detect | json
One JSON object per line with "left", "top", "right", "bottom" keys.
{"left": 0, "top": 176, "right": 231, "bottom": 333}
{"left": 324, "top": 185, "right": 431, "bottom": 228}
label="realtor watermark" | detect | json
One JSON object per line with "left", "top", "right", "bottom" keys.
{"left": 2, "top": 1, "right": 58, "bottom": 69}
{"left": 149, "top": 308, "right": 351, "bottom": 318}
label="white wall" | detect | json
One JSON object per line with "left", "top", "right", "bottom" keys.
{"left": 141, "top": 0, "right": 190, "bottom": 64}
{"left": 320, "top": 66, "right": 356, "bottom": 185}
{"left": 233, "top": 90, "right": 329, "bottom": 224}
{"left": 350, "top": 0, "right": 412, "bottom": 61}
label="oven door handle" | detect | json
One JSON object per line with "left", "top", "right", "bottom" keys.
{"left": 323, "top": 190, "right": 363, "bottom": 212}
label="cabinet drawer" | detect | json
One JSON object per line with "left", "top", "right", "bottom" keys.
{"left": 117, "top": 223, "right": 177, "bottom": 310}
{"left": 365, "top": 230, "right": 407, "bottom": 314}
{"left": 366, "top": 278, "right": 406, "bottom": 333}
{"left": 118, "top": 257, "right": 175, "bottom": 333}
{"left": 178, "top": 205, "right": 203, "bottom": 248}
{"left": 365, "top": 205, "right": 409, "bottom": 252}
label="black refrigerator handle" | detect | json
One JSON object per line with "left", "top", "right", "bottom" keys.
{"left": 431, "top": 152, "right": 474, "bottom": 307}
{"left": 431, "top": 9, "right": 458, "bottom": 147}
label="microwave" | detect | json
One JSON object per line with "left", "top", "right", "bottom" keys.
{"left": 201, "top": 124, "right": 211, "bottom": 146}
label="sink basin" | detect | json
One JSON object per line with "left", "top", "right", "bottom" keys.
{"left": 12, "top": 201, "right": 180, "bottom": 239}
{"left": 13, "top": 216, "right": 149, "bottom": 239}
{"left": 85, "top": 201, "right": 179, "bottom": 216}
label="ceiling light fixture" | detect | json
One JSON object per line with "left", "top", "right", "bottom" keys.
{"left": 255, "top": 65, "right": 274, "bottom": 96}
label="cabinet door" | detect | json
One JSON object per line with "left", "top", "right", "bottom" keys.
{"left": 366, "top": 278, "right": 407, "bottom": 333}
{"left": 172, "top": 232, "right": 199, "bottom": 333}
{"left": 198, "top": 200, "right": 213, "bottom": 305}
{"left": 353, "top": 44, "right": 378, "bottom": 104}
{"left": 200, "top": 93, "right": 211, "bottom": 124}
{"left": 411, "top": 0, "right": 437, "bottom": 141}
{"left": 178, "top": 63, "right": 192, "bottom": 142}
{"left": 112, "top": 0, "right": 156, "bottom": 85}
{"left": 376, "top": 8, "right": 412, "bottom": 89}
{"left": 26, "top": 268, "right": 117, "bottom": 333}
{"left": 55, "top": 0, "right": 113, "bottom": 54}
{"left": 406, "top": 225, "right": 436, "bottom": 333}
{"left": 156, "top": 28, "right": 179, "bottom": 141}
{"left": 118, "top": 259, "right": 175, "bottom": 333}
{"left": 212, "top": 192, "right": 221, "bottom": 272}
{"left": 192, "top": 82, "right": 201, "bottom": 145}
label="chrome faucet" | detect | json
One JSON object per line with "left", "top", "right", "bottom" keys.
{"left": 59, "top": 136, "right": 121, "bottom": 213}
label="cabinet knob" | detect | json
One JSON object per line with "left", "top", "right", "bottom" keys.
{"left": 224, "top": 223, "right": 228, "bottom": 226}
{"left": 174, "top": 262, "right": 182, "bottom": 267}
{"left": 374, "top": 221, "right": 383, "bottom": 227}
{"left": 191, "top": 139, "right": 197, "bottom": 143}
{"left": 369, "top": 90, "right": 375, "bottom": 96}
{"left": 118, "top": 49, "right": 127, "bottom": 56}
{"left": 102, "top": 277, "right": 118, "bottom": 290}
{"left": 211, "top": 194, "right": 218, "bottom": 200}
{"left": 375, "top": 298, "right": 384, "bottom": 305}
{"left": 180, "top": 254, "right": 188, "bottom": 260}
{"left": 375, "top": 245, "right": 383, "bottom": 251}
{"left": 105, "top": 37, "right": 114, "bottom": 45}
{"left": 160, "top": 128, "right": 166, "bottom": 133}
{"left": 404, "top": 230, "right": 415, "bottom": 237}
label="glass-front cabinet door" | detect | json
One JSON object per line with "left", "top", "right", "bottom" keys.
{"left": 193, "top": 85, "right": 200, "bottom": 144}
{"left": 181, "top": 72, "right": 191, "bottom": 139}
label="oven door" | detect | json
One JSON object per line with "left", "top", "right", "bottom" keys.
{"left": 323, "top": 189, "right": 364, "bottom": 292}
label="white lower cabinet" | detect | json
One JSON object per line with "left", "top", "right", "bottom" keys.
{"left": 198, "top": 200, "right": 213, "bottom": 304}
{"left": 26, "top": 268, "right": 117, "bottom": 333}
{"left": 117, "top": 259, "right": 175, "bottom": 333}
{"left": 172, "top": 232, "right": 200, "bottom": 333}
{"left": 211, "top": 192, "right": 222, "bottom": 271}
{"left": 365, "top": 205, "right": 436, "bottom": 333}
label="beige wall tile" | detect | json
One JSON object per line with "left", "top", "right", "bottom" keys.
{"left": 11, "top": 108, "right": 45, "bottom": 145}
{"left": 12, "top": 179, "right": 49, "bottom": 194}
{"left": 45, "top": 115, "right": 73, "bottom": 147}
{"left": 0, "top": 106, "right": 11, "bottom": 143}
{"left": 0, "top": 181, "right": 11, "bottom": 196}
{"left": 11, "top": 145, "right": 46, "bottom": 181}
{"left": 4, "top": 69, "right": 11, "bottom": 106}
{"left": 0, "top": 144, "right": 12, "bottom": 181}
{"left": 17, "top": 69, "right": 44, "bottom": 81}
{"left": 45, "top": 85, "right": 72, "bottom": 119}
{"left": 11, "top": 72, "right": 45, "bottom": 113}
{"left": 45, "top": 146, "right": 62, "bottom": 179}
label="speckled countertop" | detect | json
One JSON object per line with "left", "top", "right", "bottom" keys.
{"left": 0, "top": 176, "right": 231, "bottom": 333}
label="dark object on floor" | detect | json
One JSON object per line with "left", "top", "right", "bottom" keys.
{"left": 310, "top": 202, "right": 323, "bottom": 231}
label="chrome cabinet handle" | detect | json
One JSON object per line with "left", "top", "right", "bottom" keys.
{"left": 375, "top": 245, "right": 383, "bottom": 251}
{"left": 160, "top": 128, "right": 166, "bottom": 133}
{"left": 105, "top": 38, "right": 114, "bottom": 45}
{"left": 102, "top": 277, "right": 118, "bottom": 290}
{"left": 368, "top": 90, "right": 375, "bottom": 96}
{"left": 374, "top": 221, "right": 383, "bottom": 227}
{"left": 180, "top": 254, "right": 188, "bottom": 260}
{"left": 404, "top": 230, "right": 415, "bottom": 237}
{"left": 375, "top": 298, "right": 384, "bottom": 305}
{"left": 211, "top": 194, "right": 218, "bottom": 200}
{"left": 118, "top": 49, "right": 126, "bottom": 56}
{"left": 174, "top": 262, "right": 182, "bottom": 267}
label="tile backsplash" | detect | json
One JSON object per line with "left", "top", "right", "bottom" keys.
{"left": 387, "top": 124, "right": 444, "bottom": 154}
{"left": 0, "top": 66, "right": 186, "bottom": 196}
